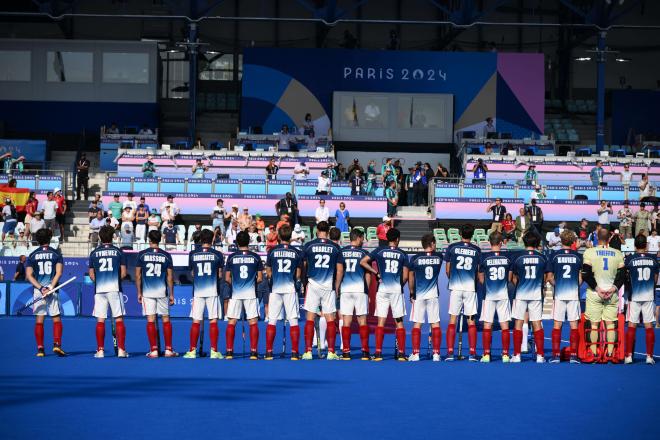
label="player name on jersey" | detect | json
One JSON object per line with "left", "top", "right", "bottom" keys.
{"left": 142, "top": 254, "right": 167, "bottom": 263}
{"left": 555, "top": 256, "right": 578, "bottom": 264}
{"left": 191, "top": 253, "right": 217, "bottom": 262}
{"left": 485, "top": 257, "right": 509, "bottom": 266}
{"left": 310, "top": 244, "right": 336, "bottom": 254}
{"left": 454, "top": 247, "right": 478, "bottom": 257}
{"left": 629, "top": 259, "right": 655, "bottom": 267}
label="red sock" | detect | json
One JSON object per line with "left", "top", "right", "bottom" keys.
{"left": 482, "top": 328, "right": 492, "bottom": 355}
{"left": 342, "top": 326, "right": 352, "bottom": 353}
{"left": 412, "top": 328, "right": 421, "bottom": 354}
{"left": 552, "top": 328, "right": 561, "bottom": 356}
{"left": 625, "top": 327, "right": 636, "bottom": 356}
{"left": 569, "top": 329, "right": 578, "bottom": 355}
{"left": 645, "top": 327, "right": 655, "bottom": 357}
{"left": 446, "top": 324, "right": 456, "bottom": 354}
{"left": 375, "top": 326, "right": 385, "bottom": 353}
{"left": 513, "top": 329, "right": 523, "bottom": 355}
{"left": 304, "top": 320, "right": 314, "bottom": 352}
{"left": 359, "top": 325, "right": 370, "bottom": 352}
{"left": 163, "top": 321, "right": 173, "bottom": 350}
{"left": 290, "top": 325, "right": 300, "bottom": 354}
{"left": 326, "top": 321, "right": 336, "bottom": 353}
{"left": 502, "top": 329, "right": 510, "bottom": 355}
{"left": 190, "top": 322, "right": 200, "bottom": 351}
{"left": 534, "top": 329, "right": 544, "bottom": 356}
{"left": 396, "top": 328, "right": 406, "bottom": 353}
{"left": 432, "top": 327, "right": 441, "bottom": 354}
{"left": 96, "top": 322, "right": 105, "bottom": 350}
{"left": 53, "top": 321, "right": 62, "bottom": 346}
{"left": 249, "top": 324, "right": 259, "bottom": 351}
{"left": 226, "top": 323, "right": 236, "bottom": 352}
{"left": 467, "top": 324, "right": 477, "bottom": 355}
{"left": 116, "top": 320, "right": 126, "bottom": 351}
{"left": 35, "top": 322, "right": 44, "bottom": 349}
{"left": 147, "top": 322, "right": 157, "bottom": 351}
{"left": 209, "top": 322, "right": 219, "bottom": 351}
{"left": 266, "top": 324, "right": 276, "bottom": 352}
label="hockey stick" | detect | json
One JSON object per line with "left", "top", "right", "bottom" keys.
{"left": 111, "top": 318, "right": 118, "bottom": 356}
{"left": 427, "top": 328, "right": 432, "bottom": 360}
{"left": 198, "top": 315, "right": 207, "bottom": 358}
{"left": 241, "top": 309, "right": 247, "bottom": 358}
{"left": 17, "top": 277, "right": 77, "bottom": 315}
{"left": 155, "top": 314, "right": 162, "bottom": 356}
{"left": 280, "top": 319, "right": 287, "bottom": 359}
{"left": 457, "top": 307, "right": 465, "bottom": 360}
{"left": 314, "top": 314, "right": 324, "bottom": 359}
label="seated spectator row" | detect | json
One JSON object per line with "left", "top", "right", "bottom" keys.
{"left": 435, "top": 183, "right": 645, "bottom": 202}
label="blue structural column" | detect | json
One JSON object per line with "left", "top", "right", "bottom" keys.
{"left": 595, "top": 31, "right": 606, "bottom": 152}
{"left": 188, "top": 22, "right": 198, "bottom": 145}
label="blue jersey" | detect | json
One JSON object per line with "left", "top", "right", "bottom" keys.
{"left": 89, "top": 244, "right": 126, "bottom": 294}
{"left": 409, "top": 251, "right": 443, "bottom": 299}
{"left": 303, "top": 238, "right": 343, "bottom": 290}
{"left": 368, "top": 246, "right": 409, "bottom": 294}
{"left": 546, "top": 249, "right": 582, "bottom": 301}
{"left": 478, "top": 251, "right": 512, "bottom": 300}
{"left": 625, "top": 253, "right": 659, "bottom": 302}
{"left": 511, "top": 250, "right": 547, "bottom": 300}
{"left": 136, "top": 247, "right": 173, "bottom": 298}
{"left": 189, "top": 246, "right": 224, "bottom": 298}
{"left": 27, "top": 246, "right": 63, "bottom": 286}
{"left": 444, "top": 241, "right": 481, "bottom": 292}
{"left": 226, "top": 250, "right": 263, "bottom": 299}
{"left": 340, "top": 245, "right": 370, "bottom": 294}
{"left": 266, "top": 244, "right": 302, "bottom": 294}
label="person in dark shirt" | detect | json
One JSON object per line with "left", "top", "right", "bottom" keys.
{"left": 76, "top": 152, "right": 90, "bottom": 201}
{"left": 14, "top": 255, "right": 27, "bottom": 281}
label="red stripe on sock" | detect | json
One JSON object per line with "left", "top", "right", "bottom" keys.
{"left": 359, "top": 325, "right": 370, "bottom": 352}
{"left": 34, "top": 322, "right": 44, "bottom": 349}
{"left": 645, "top": 327, "right": 655, "bottom": 357}
{"left": 432, "top": 327, "right": 441, "bottom": 354}
{"left": 116, "top": 320, "right": 126, "bottom": 351}
{"left": 209, "top": 322, "right": 219, "bottom": 351}
{"left": 412, "top": 328, "right": 421, "bottom": 354}
{"left": 326, "top": 321, "right": 337, "bottom": 353}
{"left": 446, "top": 323, "right": 456, "bottom": 354}
{"left": 304, "top": 320, "right": 314, "bottom": 352}
{"left": 190, "top": 322, "right": 200, "bottom": 351}
{"left": 513, "top": 329, "right": 523, "bottom": 355}
{"left": 266, "top": 324, "right": 276, "bottom": 352}
{"left": 342, "top": 326, "right": 352, "bottom": 353}
{"left": 163, "top": 321, "right": 173, "bottom": 350}
{"left": 482, "top": 328, "right": 492, "bottom": 355}
{"left": 226, "top": 323, "right": 236, "bottom": 352}
{"left": 290, "top": 325, "right": 300, "bottom": 354}
{"left": 249, "top": 324, "right": 259, "bottom": 351}
{"left": 96, "top": 322, "right": 105, "bottom": 350}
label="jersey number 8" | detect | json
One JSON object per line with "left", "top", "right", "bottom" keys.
{"left": 239, "top": 265, "right": 249, "bottom": 279}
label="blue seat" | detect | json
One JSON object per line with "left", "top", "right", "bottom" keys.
{"left": 174, "top": 140, "right": 190, "bottom": 150}
{"left": 107, "top": 178, "right": 132, "bottom": 193}
{"left": 576, "top": 147, "right": 592, "bottom": 157}
{"left": 242, "top": 180, "right": 266, "bottom": 195}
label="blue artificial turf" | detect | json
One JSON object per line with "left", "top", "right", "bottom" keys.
{"left": 0, "top": 316, "right": 658, "bottom": 440}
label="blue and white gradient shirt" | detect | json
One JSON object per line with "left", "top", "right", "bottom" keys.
{"left": 266, "top": 244, "right": 302, "bottom": 295}
{"left": 625, "top": 253, "right": 659, "bottom": 302}
{"left": 410, "top": 251, "right": 443, "bottom": 300}
{"left": 89, "top": 244, "right": 126, "bottom": 294}
{"left": 303, "top": 238, "right": 343, "bottom": 291}
{"left": 546, "top": 249, "right": 582, "bottom": 301}
{"left": 478, "top": 251, "right": 512, "bottom": 301}
{"left": 340, "top": 245, "right": 370, "bottom": 294}
{"left": 189, "top": 246, "right": 224, "bottom": 298}
{"left": 511, "top": 250, "right": 548, "bottom": 300}
{"left": 226, "top": 250, "right": 263, "bottom": 300}
{"left": 136, "top": 247, "right": 173, "bottom": 298}
{"left": 368, "top": 246, "right": 409, "bottom": 295}
{"left": 444, "top": 241, "right": 481, "bottom": 292}
{"left": 27, "top": 246, "right": 63, "bottom": 287}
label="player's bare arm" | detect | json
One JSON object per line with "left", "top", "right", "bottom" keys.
{"left": 408, "top": 270, "right": 416, "bottom": 301}
{"left": 360, "top": 255, "right": 378, "bottom": 279}
{"left": 334, "top": 263, "right": 344, "bottom": 296}
{"left": 135, "top": 266, "right": 143, "bottom": 303}
{"left": 51, "top": 263, "right": 63, "bottom": 288}
{"left": 88, "top": 267, "right": 96, "bottom": 283}
{"left": 167, "top": 267, "right": 174, "bottom": 305}
{"left": 445, "top": 261, "right": 451, "bottom": 278}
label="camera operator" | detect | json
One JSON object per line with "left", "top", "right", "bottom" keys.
{"left": 471, "top": 158, "right": 488, "bottom": 184}
{"left": 597, "top": 200, "right": 613, "bottom": 228}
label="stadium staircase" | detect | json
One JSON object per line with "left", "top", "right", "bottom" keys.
{"left": 394, "top": 205, "right": 434, "bottom": 248}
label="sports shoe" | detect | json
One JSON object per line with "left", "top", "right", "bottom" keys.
{"left": 569, "top": 354, "right": 580, "bottom": 364}
{"left": 264, "top": 351, "right": 274, "bottom": 360}
{"left": 341, "top": 352, "right": 351, "bottom": 361}
{"left": 36, "top": 347, "right": 45, "bottom": 357}
{"left": 480, "top": 354, "right": 491, "bottom": 363}
{"left": 94, "top": 349, "right": 105, "bottom": 358}
{"left": 432, "top": 353, "right": 441, "bottom": 362}
{"left": 183, "top": 350, "right": 197, "bottom": 359}
{"left": 301, "top": 351, "right": 313, "bottom": 360}
{"left": 510, "top": 354, "right": 521, "bottom": 363}
{"left": 164, "top": 349, "right": 178, "bottom": 358}
{"left": 117, "top": 349, "right": 129, "bottom": 358}
{"left": 53, "top": 345, "right": 67, "bottom": 357}
{"left": 550, "top": 355, "right": 561, "bottom": 364}
{"left": 408, "top": 353, "right": 420, "bottom": 362}
{"left": 290, "top": 352, "right": 300, "bottom": 361}
{"left": 646, "top": 355, "right": 655, "bottom": 365}
{"left": 501, "top": 354, "right": 510, "bottom": 363}
{"left": 396, "top": 352, "right": 407, "bottom": 362}
{"left": 210, "top": 349, "right": 223, "bottom": 360}
{"left": 249, "top": 351, "right": 259, "bottom": 360}
{"left": 225, "top": 350, "right": 234, "bottom": 360}
{"left": 326, "top": 351, "right": 340, "bottom": 361}
{"left": 468, "top": 354, "right": 478, "bottom": 362}
{"left": 146, "top": 350, "right": 159, "bottom": 358}
{"left": 445, "top": 354, "right": 455, "bottom": 362}
{"left": 361, "top": 351, "right": 370, "bottom": 360}
{"left": 372, "top": 352, "right": 383, "bottom": 362}
{"left": 536, "top": 355, "right": 546, "bottom": 363}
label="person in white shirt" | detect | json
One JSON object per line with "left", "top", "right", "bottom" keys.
{"left": 106, "top": 211, "right": 119, "bottom": 229}
{"left": 315, "top": 199, "right": 330, "bottom": 224}
{"left": 278, "top": 125, "right": 290, "bottom": 150}
{"left": 225, "top": 220, "right": 239, "bottom": 245}
{"left": 41, "top": 191, "right": 59, "bottom": 232}
{"left": 160, "top": 195, "right": 180, "bottom": 222}
{"left": 597, "top": 200, "right": 613, "bottom": 226}
{"left": 316, "top": 170, "right": 331, "bottom": 195}
{"left": 529, "top": 185, "right": 546, "bottom": 203}
{"left": 547, "top": 228, "right": 562, "bottom": 250}
{"left": 293, "top": 161, "right": 309, "bottom": 180}
{"left": 638, "top": 174, "right": 654, "bottom": 201}
{"left": 29, "top": 212, "right": 45, "bottom": 237}
{"left": 647, "top": 230, "right": 660, "bottom": 253}
{"left": 122, "top": 193, "right": 137, "bottom": 215}
{"left": 482, "top": 117, "right": 496, "bottom": 138}
{"left": 291, "top": 224, "right": 305, "bottom": 246}
{"left": 619, "top": 163, "right": 633, "bottom": 186}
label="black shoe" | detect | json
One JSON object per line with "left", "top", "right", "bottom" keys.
{"left": 249, "top": 351, "right": 259, "bottom": 360}
{"left": 265, "top": 351, "right": 274, "bottom": 360}
{"left": 361, "top": 350, "right": 370, "bottom": 360}
{"left": 372, "top": 352, "right": 383, "bottom": 362}
{"left": 341, "top": 352, "right": 351, "bottom": 361}
{"left": 396, "top": 351, "right": 407, "bottom": 362}
{"left": 53, "top": 344, "right": 67, "bottom": 357}
{"left": 225, "top": 350, "right": 234, "bottom": 359}
{"left": 36, "top": 347, "right": 45, "bottom": 357}
{"left": 290, "top": 352, "right": 300, "bottom": 361}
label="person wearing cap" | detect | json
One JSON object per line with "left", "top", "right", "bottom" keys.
{"left": 529, "top": 184, "right": 546, "bottom": 203}
{"left": 108, "top": 194, "right": 123, "bottom": 220}
{"left": 275, "top": 214, "right": 290, "bottom": 232}
{"left": 634, "top": 202, "right": 652, "bottom": 237}
{"left": 238, "top": 207, "right": 253, "bottom": 231}
{"left": 119, "top": 220, "right": 135, "bottom": 250}
{"left": 123, "top": 192, "right": 137, "bottom": 217}
{"left": 548, "top": 227, "right": 562, "bottom": 250}
{"left": 314, "top": 199, "right": 329, "bottom": 224}
{"left": 147, "top": 209, "right": 161, "bottom": 233}
{"left": 87, "top": 200, "right": 101, "bottom": 222}
{"left": 293, "top": 161, "right": 309, "bottom": 180}
{"left": 162, "top": 220, "right": 179, "bottom": 250}
{"left": 597, "top": 200, "right": 613, "bottom": 227}
{"left": 76, "top": 152, "right": 90, "bottom": 200}
{"left": 385, "top": 180, "right": 398, "bottom": 217}
{"left": 376, "top": 216, "right": 392, "bottom": 247}
{"left": 350, "top": 168, "right": 365, "bottom": 196}
{"left": 291, "top": 223, "right": 306, "bottom": 247}
{"left": 316, "top": 170, "right": 331, "bottom": 195}
{"left": 29, "top": 211, "right": 45, "bottom": 241}
{"left": 160, "top": 195, "right": 180, "bottom": 225}
{"left": 41, "top": 191, "right": 58, "bottom": 235}
{"left": 142, "top": 154, "right": 156, "bottom": 178}
{"left": 346, "top": 158, "right": 364, "bottom": 180}
{"left": 486, "top": 198, "right": 507, "bottom": 233}
{"left": 1, "top": 197, "right": 18, "bottom": 241}
{"left": 53, "top": 187, "right": 67, "bottom": 240}
{"left": 121, "top": 205, "right": 135, "bottom": 226}
{"left": 524, "top": 164, "right": 538, "bottom": 186}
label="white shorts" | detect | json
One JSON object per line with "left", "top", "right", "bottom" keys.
{"left": 448, "top": 290, "right": 477, "bottom": 317}
{"left": 142, "top": 297, "right": 169, "bottom": 316}
{"left": 226, "top": 298, "right": 259, "bottom": 320}
{"left": 190, "top": 296, "right": 222, "bottom": 321}
{"left": 268, "top": 292, "right": 299, "bottom": 322}
{"left": 512, "top": 299, "right": 543, "bottom": 322}
{"left": 552, "top": 299, "right": 580, "bottom": 322}
{"left": 410, "top": 297, "right": 440, "bottom": 324}
{"left": 340, "top": 292, "right": 368, "bottom": 316}
{"left": 627, "top": 300, "right": 655, "bottom": 324}
{"left": 375, "top": 291, "right": 406, "bottom": 319}
{"left": 480, "top": 298, "right": 511, "bottom": 323}
{"left": 304, "top": 285, "right": 336, "bottom": 314}
{"left": 93, "top": 292, "right": 126, "bottom": 319}
{"left": 32, "top": 289, "right": 61, "bottom": 317}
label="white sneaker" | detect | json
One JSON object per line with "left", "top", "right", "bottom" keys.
{"left": 164, "top": 349, "right": 178, "bottom": 357}
{"left": 536, "top": 355, "right": 546, "bottom": 364}
{"left": 624, "top": 355, "right": 633, "bottom": 364}
{"left": 646, "top": 356, "right": 655, "bottom": 365}
{"left": 510, "top": 354, "right": 521, "bottom": 363}
{"left": 146, "top": 350, "right": 159, "bottom": 358}
{"left": 117, "top": 349, "right": 129, "bottom": 358}
{"left": 94, "top": 349, "right": 104, "bottom": 358}
{"left": 432, "top": 353, "right": 441, "bottom": 362}
{"left": 408, "top": 353, "right": 420, "bottom": 362}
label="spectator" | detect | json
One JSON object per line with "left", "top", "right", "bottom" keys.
{"left": 529, "top": 184, "right": 546, "bottom": 202}
{"left": 265, "top": 225, "right": 278, "bottom": 251}
{"left": 385, "top": 180, "right": 398, "bottom": 218}
{"left": 381, "top": 158, "right": 395, "bottom": 176}
{"left": 575, "top": 218, "right": 590, "bottom": 247}
{"left": 472, "top": 158, "right": 488, "bottom": 184}
{"left": 108, "top": 194, "right": 123, "bottom": 219}
{"left": 138, "top": 124, "right": 153, "bottom": 135}
{"left": 106, "top": 210, "right": 119, "bottom": 230}
{"left": 365, "top": 160, "right": 377, "bottom": 196}
{"left": 41, "top": 191, "right": 58, "bottom": 235}
{"left": 228, "top": 204, "right": 240, "bottom": 223}
{"left": 142, "top": 155, "right": 157, "bottom": 178}
{"left": 514, "top": 207, "right": 531, "bottom": 242}
{"left": 484, "top": 143, "right": 494, "bottom": 155}
{"left": 191, "top": 158, "right": 209, "bottom": 179}
{"left": 121, "top": 206, "right": 134, "bottom": 226}
{"left": 340, "top": 29, "right": 358, "bottom": 49}
{"left": 211, "top": 199, "right": 227, "bottom": 233}
{"left": 590, "top": 160, "right": 604, "bottom": 186}
{"left": 350, "top": 168, "right": 365, "bottom": 196}
{"left": 347, "top": 158, "right": 364, "bottom": 180}
{"left": 147, "top": 209, "right": 161, "bottom": 232}
{"left": 422, "top": 163, "right": 433, "bottom": 205}
{"left": 191, "top": 223, "right": 203, "bottom": 247}
{"left": 647, "top": 229, "right": 660, "bottom": 253}
{"left": 162, "top": 221, "right": 179, "bottom": 250}
{"left": 91, "top": 193, "right": 104, "bottom": 213}
{"left": 160, "top": 195, "right": 180, "bottom": 224}
{"left": 212, "top": 226, "right": 224, "bottom": 249}
{"left": 2, "top": 198, "right": 17, "bottom": 241}
{"left": 487, "top": 198, "right": 506, "bottom": 233}
{"left": 278, "top": 125, "right": 290, "bottom": 150}
{"left": 123, "top": 193, "right": 137, "bottom": 217}
{"left": 548, "top": 228, "right": 562, "bottom": 250}
{"left": 76, "top": 152, "right": 90, "bottom": 201}
{"left": 1, "top": 152, "right": 13, "bottom": 175}
{"left": 120, "top": 222, "right": 134, "bottom": 250}
{"left": 501, "top": 213, "right": 516, "bottom": 242}
{"left": 524, "top": 164, "right": 538, "bottom": 186}
{"left": 54, "top": 188, "right": 67, "bottom": 239}
{"left": 24, "top": 191, "right": 38, "bottom": 238}
{"left": 238, "top": 208, "right": 253, "bottom": 231}
{"left": 29, "top": 212, "right": 45, "bottom": 239}
{"left": 326, "top": 162, "right": 338, "bottom": 181}
{"left": 135, "top": 205, "right": 148, "bottom": 241}
{"left": 634, "top": 202, "right": 651, "bottom": 236}
{"left": 302, "top": 113, "right": 315, "bottom": 140}
{"left": 89, "top": 210, "right": 105, "bottom": 245}
{"left": 191, "top": 137, "right": 205, "bottom": 149}
{"left": 315, "top": 199, "right": 329, "bottom": 224}
{"left": 482, "top": 117, "right": 496, "bottom": 138}
{"left": 247, "top": 223, "right": 261, "bottom": 247}
{"left": 316, "top": 170, "right": 331, "bottom": 195}
{"left": 334, "top": 202, "right": 350, "bottom": 232}
{"left": 106, "top": 122, "right": 119, "bottom": 134}
{"left": 597, "top": 200, "right": 613, "bottom": 227}
{"left": 265, "top": 157, "right": 279, "bottom": 180}
{"left": 14, "top": 255, "right": 26, "bottom": 281}
{"left": 617, "top": 201, "right": 634, "bottom": 239}
{"left": 620, "top": 163, "right": 633, "bottom": 186}
{"left": 88, "top": 200, "right": 101, "bottom": 222}
{"left": 382, "top": 168, "right": 396, "bottom": 189}
{"left": 652, "top": 204, "right": 660, "bottom": 233}
{"left": 138, "top": 196, "right": 150, "bottom": 215}
{"left": 254, "top": 214, "right": 265, "bottom": 233}
{"left": 376, "top": 216, "right": 392, "bottom": 247}
{"left": 291, "top": 223, "right": 305, "bottom": 247}
{"left": 404, "top": 167, "right": 415, "bottom": 206}
{"left": 526, "top": 199, "right": 543, "bottom": 235}
{"left": 276, "top": 214, "right": 289, "bottom": 231}
{"left": 639, "top": 174, "right": 654, "bottom": 201}
{"left": 435, "top": 163, "right": 449, "bottom": 182}
{"left": 293, "top": 160, "right": 309, "bottom": 180}
{"left": 225, "top": 220, "right": 239, "bottom": 245}
{"left": 276, "top": 192, "right": 299, "bottom": 225}
{"left": 13, "top": 156, "right": 25, "bottom": 174}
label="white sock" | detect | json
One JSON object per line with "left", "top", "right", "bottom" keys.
{"left": 521, "top": 323, "right": 529, "bottom": 351}
{"left": 319, "top": 316, "right": 327, "bottom": 350}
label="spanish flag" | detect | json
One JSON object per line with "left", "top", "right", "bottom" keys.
{"left": 0, "top": 185, "right": 29, "bottom": 212}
